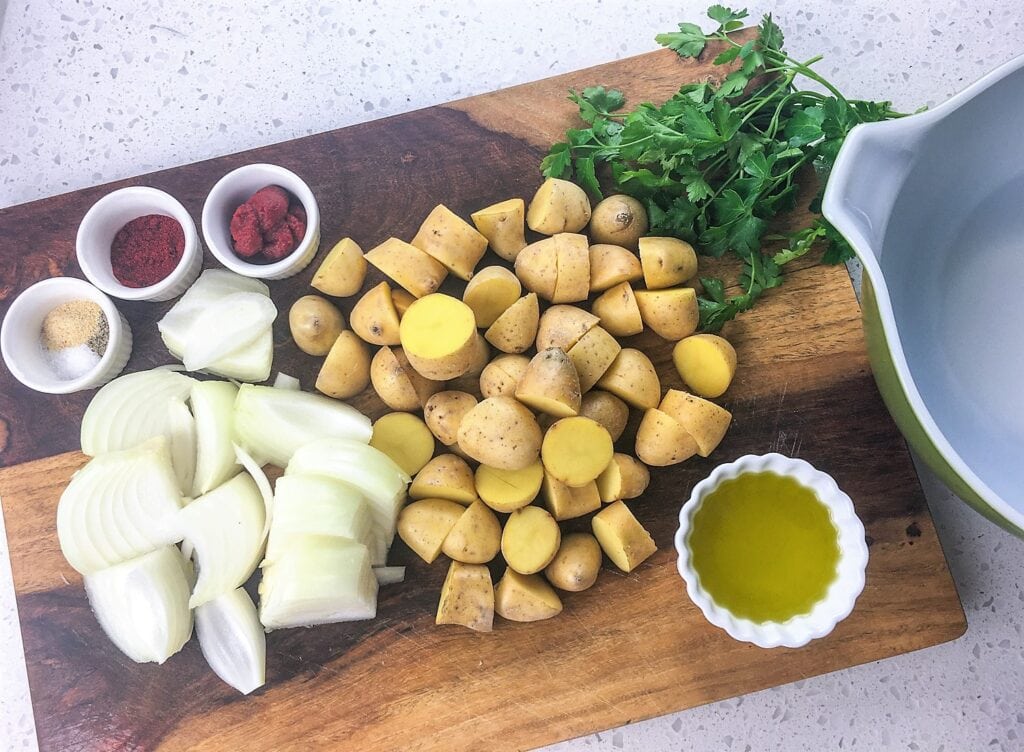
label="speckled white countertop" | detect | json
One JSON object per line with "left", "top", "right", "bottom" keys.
{"left": 1, "top": 1, "right": 1022, "bottom": 750}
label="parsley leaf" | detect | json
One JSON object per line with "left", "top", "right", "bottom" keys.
{"left": 655, "top": 23, "right": 708, "bottom": 58}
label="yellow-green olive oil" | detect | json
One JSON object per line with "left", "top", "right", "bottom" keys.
{"left": 688, "top": 471, "right": 840, "bottom": 623}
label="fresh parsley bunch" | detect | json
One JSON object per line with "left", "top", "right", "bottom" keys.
{"left": 541, "top": 5, "right": 907, "bottom": 331}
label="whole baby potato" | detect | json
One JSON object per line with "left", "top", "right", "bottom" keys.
{"left": 588, "top": 195, "right": 648, "bottom": 250}
{"left": 289, "top": 295, "right": 345, "bottom": 356}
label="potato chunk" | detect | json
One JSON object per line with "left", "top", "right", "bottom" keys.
{"left": 479, "top": 353, "right": 531, "bottom": 398}
{"left": 541, "top": 416, "right": 614, "bottom": 488}
{"left": 514, "top": 348, "right": 582, "bottom": 418}
{"left": 595, "top": 348, "right": 661, "bottom": 410}
{"left": 535, "top": 304, "right": 600, "bottom": 351}
{"left": 311, "top": 237, "right": 367, "bottom": 298}
{"left": 462, "top": 266, "right": 522, "bottom": 327}
{"left": 578, "top": 390, "right": 630, "bottom": 442}
{"left": 436, "top": 561, "right": 493, "bottom": 632}
{"left": 423, "top": 390, "right": 478, "bottom": 447}
{"left": 495, "top": 568, "right": 563, "bottom": 622}
{"left": 457, "top": 396, "right": 542, "bottom": 471}
{"left": 315, "top": 331, "right": 370, "bottom": 399}
{"left": 474, "top": 461, "right": 543, "bottom": 513}
{"left": 514, "top": 237, "right": 559, "bottom": 301}
{"left": 501, "top": 506, "right": 561, "bottom": 575}
{"left": 484, "top": 293, "right": 540, "bottom": 354}
{"left": 566, "top": 326, "right": 621, "bottom": 392}
{"left": 441, "top": 500, "right": 502, "bottom": 564}
{"left": 659, "top": 389, "right": 732, "bottom": 457}
{"left": 471, "top": 198, "right": 527, "bottom": 262}
{"left": 398, "top": 498, "right": 466, "bottom": 563}
{"left": 411, "top": 204, "right": 488, "bottom": 281}
{"left": 592, "top": 500, "right": 657, "bottom": 573}
{"left": 589, "top": 243, "right": 643, "bottom": 292}
{"left": 350, "top": 282, "right": 402, "bottom": 346}
{"left": 588, "top": 195, "right": 648, "bottom": 250}
{"left": 289, "top": 294, "right": 345, "bottom": 356}
{"left": 591, "top": 282, "right": 643, "bottom": 337}
{"left": 545, "top": 532, "right": 602, "bottom": 592}
{"left": 526, "top": 178, "right": 591, "bottom": 234}
{"left": 370, "top": 345, "right": 443, "bottom": 412}
{"left": 551, "top": 233, "right": 591, "bottom": 304}
{"left": 596, "top": 454, "right": 650, "bottom": 502}
{"left": 369, "top": 412, "right": 435, "bottom": 476}
{"left": 638, "top": 237, "right": 698, "bottom": 289}
{"left": 409, "top": 454, "right": 477, "bottom": 505}
{"left": 541, "top": 473, "right": 601, "bottom": 521}
{"left": 634, "top": 287, "right": 699, "bottom": 342}
{"left": 672, "top": 333, "right": 737, "bottom": 398}
{"left": 634, "top": 408, "right": 699, "bottom": 467}
{"left": 364, "top": 237, "right": 447, "bottom": 298}
{"left": 400, "top": 293, "right": 478, "bottom": 380}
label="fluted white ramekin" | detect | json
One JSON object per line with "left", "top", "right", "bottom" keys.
{"left": 1, "top": 277, "right": 132, "bottom": 394}
{"left": 674, "top": 453, "right": 869, "bottom": 649}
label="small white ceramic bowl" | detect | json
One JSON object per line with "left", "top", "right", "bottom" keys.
{"left": 76, "top": 186, "right": 203, "bottom": 302}
{"left": 202, "top": 163, "right": 321, "bottom": 280}
{"left": 674, "top": 453, "right": 869, "bottom": 649}
{"left": 1, "top": 277, "right": 132, "bottom": 394}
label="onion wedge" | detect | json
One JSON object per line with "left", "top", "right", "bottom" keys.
{"left": 167, "top": 397, "right": 196, "bottom": 495}
{"left": 57, "top": 437, "right": 185, "bottom": 575}
{"left": 271, "top": 372, "right": 300, "bottom": 390}
{"left": 195, "top": 587, "right": 266, "bottom": 695}
{"left": 190, "top": 380, "right": 239, "bottom": 497}
{"left": 80, "top": 369, "right": 196, "bottom": 457}
{"left": 285, "top": 438, "right": 410, "bottom": 565}
{"left": 373, "top": 566, "right": 406, "bottom": 586}
{"left": 181, "top": 292, "right": 278, "bottom": 373}
{"left": 265, "top": 475, "right": 372, "bottom": 564}
{"left": 259, "top": 535, "right": 377, "bottom": 630}
{"left": 178, "top": 472, "right": 266, "bottom": 609}
{"left": 233, "top": 384, "right": 372, "bottom": 468}
{"left": 84, "top": 545, "right": 193, "bottom": 664}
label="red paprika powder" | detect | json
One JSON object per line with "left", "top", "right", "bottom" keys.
{"left": 110, "top": 214, "right": 185, "bottom": 288}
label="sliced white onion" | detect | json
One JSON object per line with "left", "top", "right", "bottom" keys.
{"left": 202, "top": 330, "right": 273, "bottom": 384}
{"left": 195, "top": 587, "right": 266, "bottom": 695}
{"left": 181, "top": 292, "right": 277, "bottom": 372}
{"left": 84, "top": 545, "right": 193, "bottom": 664}
{"left": 265, "top": 475, "right": 372, "bottom": 564}
{"left": 190, "top": 380, "right": 239, "bottom": 497}
{"left": 178, "top": 472, "right": 266, "bottom": 609}
{"left": 285, "top": 438, "right": 410, "bottom": 565}
{"left": 233, "top": 384, "right": 372, "bottom": 468}
{"left": 158, "top": 270, "right": 270, "bottom": 356}
{"left": 271, "top": 372, "right": 300, "bottom": 390}
{"left": 58, "top": 437, "right": 185, "bottom": 575}
{"left": 167, "top": 397, "right": 196, "bottom": 496}
{"left": 259, "top": 535, "right": 377, "bottom": 631}
{"left": 80, "top": 369, "right": 196, "bottom": 457}
{"left": 373, "top": 566, "right": 406, "bottom": 586}
{"left": 233, "top": 443, "right": 274, "bottom": 546}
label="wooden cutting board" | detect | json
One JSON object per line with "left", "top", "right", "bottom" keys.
{"left": 0, "top": 39, "right": 965, "bottom": 752}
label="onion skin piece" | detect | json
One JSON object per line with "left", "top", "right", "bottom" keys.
{"left": 195, "top": 587, "right": 266, "bottom": 695}
{"left": 233, "top": 384, "right": 372, "bottom": 468}
{"left": 57, "top": 437, "right": 185, "bottom": 575}
{"left": 84, "top": 545, "right": 193, "bottom": 664}
{"left": 178, "top": 472, "right": 266, "bottom": 609}
{"left": 80, "top": 370, "right": 195, "bottom": 457}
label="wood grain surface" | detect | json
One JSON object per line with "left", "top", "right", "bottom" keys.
{"left": 0, "top": 40, "right": 965, "bottom": 752}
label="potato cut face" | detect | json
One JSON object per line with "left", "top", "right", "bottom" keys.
{"left": 501, "top": 506, "right": 561, "bottom": 575}
{"left": 541, "top": 416, "right": 614, "bottom": 488}
{"left": 400, "top": 294, "right": 477, "bottom": 359}
{"left": 475, "top": 461, "right": 544, "bottom": 512}
{"left": 672, "top": 334, "right": 738, "bottom": 398}
{"left": 463, "top": 266, "right": 522, "bottom": 327}
{"left": 369, "top": 412, "right": 435, "bottom": 476}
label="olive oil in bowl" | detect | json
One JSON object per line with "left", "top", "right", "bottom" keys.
{"left": 674, "top": 454, "right": 869, "bottom": 648}
{"left": 687, "top": 471, "right": 840, "bottom": 624}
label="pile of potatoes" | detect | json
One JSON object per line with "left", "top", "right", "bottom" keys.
{"left": 288, "top": 177, "right": 738, "bottom": 632}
